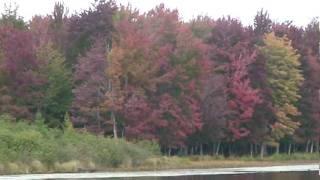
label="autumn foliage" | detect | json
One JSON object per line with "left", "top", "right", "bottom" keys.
{"left": 1, "top": 1, "right": 320, "bottom": 156}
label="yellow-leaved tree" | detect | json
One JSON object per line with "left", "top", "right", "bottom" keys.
{"left": 260, "top": 32, "right": 304, "bottom": 155}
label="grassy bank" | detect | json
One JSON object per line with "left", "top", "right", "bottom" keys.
{"left": 2, "top": 155, "right": 319, "bottom": 175}
{"left": 131, "top": 154, "right": 320, "bottom": 171}
{"left": 0, "top": 114, "right": 319, "bottom": 175}
{"left": 0, "top": 114, "right": 159, "bottom": 174}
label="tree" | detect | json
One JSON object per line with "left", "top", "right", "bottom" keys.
{"left": 203, "top": 17, "right": 262, "bottom": 155}
{"left": 37, "top": 44, "right": 72, "bottom": 128}
{"left": 260, "top": 33, "right": 304, "bottom": 147}
{"left": 144, "top": 6, "right": 206, "bottom": 150}
{"left": 247, "top": 51, "right": 276, "bottom": 156}
{"left": 0, "top": 26, "right": 44, "bottom": 119}
{"left": 50, "top": 2, "right": 69, "bottom": 52}
{"left": 272, "top": 21, "right": 304, "bottom": 51}
{"left": 254, "top": 9, "right": 272, "bottom": 36}
{"left": 108, "top": 5, "right": 205, "bottom": 150}
{"left": 65, "top": 0, "right": 116, "bottom": 67}
{"left": 204, "top": 17, "right": 250, "bottom": 145}
{"left": 297, "top": 19, "right": 320, "bottom": 152}
{"left": 106, "top": 6, "right": 155, "bottom": 139}
{"left": 227, "top": 51, "right": 261, "bottom": 140}
{"left": 29, "top": 14, "right": 72, "bottom": 127}
{"left": 0, "top": 3, "right": 26, "bottom": 29}
{"left": 104, "top": 43, "right": 125, "bottom": 139}
{"left": 29, "top": 3, "right": 69, "bottom": 52}
{"left": 71, "top": 39, "right": 108, "bottom": 134}
{"left": 268, "top": 18, "right": 306, "bottom": 154}
{"left": 303, "top": 19, "right": 320, "bottom": 54}
{"left": 189, "top": 16, "right": 214, "bottom": 40}
{"left": 29, "top": 16, "right": 52, "bottom": 49}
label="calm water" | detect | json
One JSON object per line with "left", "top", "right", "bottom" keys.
{"left": 65, "top": 171, "right": 319, "bottom": 180}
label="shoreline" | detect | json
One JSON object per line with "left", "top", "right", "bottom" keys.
{"left": 0, "top": 164, "right": 318, "bottom": 180}
{"left": 110, "top": 157, "right": 320, "bottom": 172}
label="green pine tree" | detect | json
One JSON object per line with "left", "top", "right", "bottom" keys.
{"left": 37, "top": 43, "right": 72, "bottom": 128}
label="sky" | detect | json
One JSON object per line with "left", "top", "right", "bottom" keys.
{"left": 1, "top": 0, "right": 320, "bottom": 27}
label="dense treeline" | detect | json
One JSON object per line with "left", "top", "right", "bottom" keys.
{"left": 1, "top": 0, "right": 320, "bottom": 158}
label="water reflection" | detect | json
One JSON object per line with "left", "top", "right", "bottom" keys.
{"left": 95, "top": 171, "right": 318, "bottom": 180}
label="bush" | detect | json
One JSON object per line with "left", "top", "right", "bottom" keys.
{"left": 54, "top": 161, "right": 80, "bottom": 172}
{"left": 134, "top": 140, "right": 161, "bottom": 155}
{"left": 30, "top": 160, "right": 46, "bottom": 172}
{"left": 6, "top": 163, "right": 20, "bottom": 174}
{"left": 0, "top": 114, "right": 160, "bottom": 173}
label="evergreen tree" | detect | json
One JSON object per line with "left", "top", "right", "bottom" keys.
{"left": 37, "top": 44, "right": 72, "bottom": 127}
{"left": 0, "top": 3, "right": 25, "bottom": 29}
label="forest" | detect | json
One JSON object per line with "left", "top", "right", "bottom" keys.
{"left": 0, "top": 0, "right": 320, "bottom": 161}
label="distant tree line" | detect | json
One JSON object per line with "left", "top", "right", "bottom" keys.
{"left": 1, "top": 1, "right": 320, "bottom": 158}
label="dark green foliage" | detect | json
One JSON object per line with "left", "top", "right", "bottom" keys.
{"left": 37, "top": 44, "right": 72, "bottom": 127}
{"left": 254, "top": 9, "right": 272, "bottom": 36}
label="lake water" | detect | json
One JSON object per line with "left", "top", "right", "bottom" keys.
{"left": 1, "top": 165, "right": 318, "bottom": 180}
{"left": 103, "top": 171, "right": 318, "bottom": 180}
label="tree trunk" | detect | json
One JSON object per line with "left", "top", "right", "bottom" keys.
{"left": 310, "top": 141, "right": 314, "bottom": 153}
{"left": 96, "top": 107, "right": 101, "bottom": 131}
{"left": 316, "top": 141, "right": 319, "bottom": 153}
{"left": 216, "top": 142, "right": 221, "bottom": 156}
{"left": 111, "top": 111, "right": 118, "bottom": 139}
{"left": 168, "top": 147, "right": 172, "bottom": 156}
{"left": 121, "top": 128, "right": 124, "bottom": 138}
{"left": 288, "top": 143, "right": 292, "bottom": 155}
{"left": 255, "top": 144, "right": 258, "bottom": 154}
{"left": 200, "top": 144, "right": 203, "bottom": 156}
{"left": 250, "top": 143, "right": 253, "bottom": 158}
{"left": 305, "top": 140, "right": 310, "bottom": 153}
{"left": 276, "top": 144, "right": 280, "bottom": 154}
{"left": 177, "top": 147, "right": 181, "bottom": 155}
{"left": 260, "top": 143, "right": 266, "bottom": 159}
{"left": 212, "top": 143, "right": 215, "bottom": 155}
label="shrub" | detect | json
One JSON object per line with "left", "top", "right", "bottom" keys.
{"left": 0, "top": 114, "right": 159, "bottom": 173}
{"left": 54, "top": 160, "right": 80, "bottom": 172}
{"left": 6, "top": 163, "right": 20, "bottom": 174}
{"left": 30, "top": 160, "right": 46, "bottom": 172}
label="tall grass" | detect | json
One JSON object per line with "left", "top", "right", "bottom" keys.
{"left": 0, "top": 114, "right": 159, "bottom": 174}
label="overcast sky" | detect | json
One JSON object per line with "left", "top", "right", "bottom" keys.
{"left": 1, "top": 0, "right": 320, "bottom": 26}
